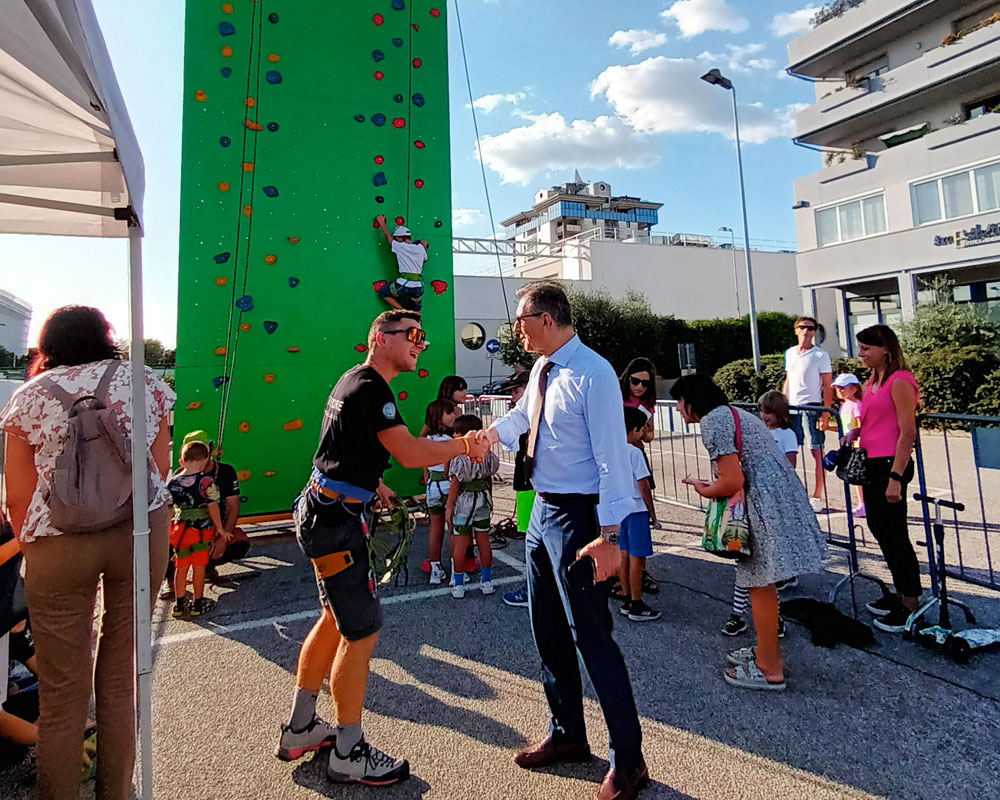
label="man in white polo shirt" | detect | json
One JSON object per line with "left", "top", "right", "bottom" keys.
{"left": 783, "top": 316, "right": 833, "bottom": 511}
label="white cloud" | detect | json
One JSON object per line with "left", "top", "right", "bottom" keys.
{"left": 661, "top": 0, "right": 749, "bottom": 38}
{"left": 590, "top": 56, "right": 803, "bottom": 144}
{"left": 477, "top": 112, "right": 660, "bottom": 185}
{"left": 697, "top": 43, "right": 777, "bottom": 73}
{"left": 471, "top": 92, "right": 526, "bottom": 114}
{"left": 771, "top": 6, "right": 819, "bottom": 37}
{"left": 452, "top": 207, "right": 487, "bottom": 229}
{"left": 608, "top": 29, "right": 668, "bottom": 55}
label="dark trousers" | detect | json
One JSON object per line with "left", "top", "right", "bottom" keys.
{"left": 862, "top": 457, "right": 921, "bottom": 598}
{"left": 525, "top": 494, "right": 642, "bottom": 773}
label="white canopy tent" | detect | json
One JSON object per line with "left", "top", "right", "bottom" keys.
{"left": 0, "top": 0, "right": 153, "bottom": 796}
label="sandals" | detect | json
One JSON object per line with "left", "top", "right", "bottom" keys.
{"left": 727, "top": 646, "right": 755, "bottom": 665}
{"left": 724, "top": 659, "right": 786, "bottom": 691}
{"left": 641, "top": 570, "right": 660, "bottom": 595}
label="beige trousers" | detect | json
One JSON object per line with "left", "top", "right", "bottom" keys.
{"left": 22, "top": 506, "right": 169, "bottom": 800}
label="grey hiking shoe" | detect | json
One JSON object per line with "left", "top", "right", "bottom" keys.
{"left": 274, "top": 716, "right": 336, "bottom": 762}
{"left": 327, "top": 737, "right": 410, "bottom": 786}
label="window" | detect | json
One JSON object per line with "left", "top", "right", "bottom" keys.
{"left": 460, "top": 323, "right": 485, "bottom": 350}
{"left": 912, "top": 159, "right": 1000, "bottom": 225}
{"left": 964, "top": 92, "right": 1000, "bottom": 120}
{"left": 814, "top": 194, "right": 887, "bottom": 246}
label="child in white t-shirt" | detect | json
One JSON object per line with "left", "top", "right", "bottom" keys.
{"left": 759, "top": 391, "right": 798, "bottom": 468}
{"left": 422, "top": 399, "right": 458, "bottom": 585}
{"left": 618, "top": 408, "right": 661, "bottom": 622}
{"left": 833, "top": 373, "right": 866, "bottom": 518}
{"left": 373, "top": 214, "right": 428, "bottom": 311}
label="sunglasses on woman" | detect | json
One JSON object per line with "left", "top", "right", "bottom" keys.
{"left": 629, "top": 376, "right": 650, "bottom": 387}
{"left": 383, "top": 327, "right": 427, "bottom": 345}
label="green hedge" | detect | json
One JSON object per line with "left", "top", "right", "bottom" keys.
{"left": 973, "top": 367, "right": 1000, "bottom": 418}
{"left": 910, "top": 346, "right": 1000, "bottom": 417}
{"left": 712, "top": 355, "right": 785, "bottom": 403}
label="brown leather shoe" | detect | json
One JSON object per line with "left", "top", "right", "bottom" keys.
{"left": 596, "top": 757, "right": 649, "bottom": 800}
{"left": 513, "top": 736, "right": 591, "bottom": 769}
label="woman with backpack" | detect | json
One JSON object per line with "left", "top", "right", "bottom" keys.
{"left": 0, "top": 306, "right": 174, "bottom": 800}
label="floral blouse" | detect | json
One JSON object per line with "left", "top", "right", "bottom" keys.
{"left": 0, "top": 359, "right": 175, "bottom": 543}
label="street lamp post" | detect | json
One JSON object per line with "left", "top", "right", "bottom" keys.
{"left": 702, "top": 68, "right": 762, "bottom": 373}
{"left": 718, "top": 226, "right": 741, "bottom": 318}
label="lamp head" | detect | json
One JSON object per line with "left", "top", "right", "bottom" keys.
{"left": 700, "top": 68, "right": 733, "bottom": 90}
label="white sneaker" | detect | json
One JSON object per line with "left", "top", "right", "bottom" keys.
{"left": 429, "top": 563, "right": 446, "bottom": 585}
{"left": 481, "top": 580, "right": 495, "bottom": 595}
{"left": 809, "top": 497, "right": 824, "bottom": 512}
{"left": 327, "top": 737, "right": 410, "bottom": 786}
{"left": 275, "top": 715, "right": 336, "bottom": 762}
{"left": 451, "top": 584, "right": 465, "bottom": 599}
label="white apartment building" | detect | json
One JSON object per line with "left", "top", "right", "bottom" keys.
{"left": 788, "top": 0, "right": 1000, "bottom": 355}
{"left": 0, "top": 288, "right": 31, "bottom": 357}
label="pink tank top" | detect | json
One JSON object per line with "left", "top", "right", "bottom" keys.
{"left": 859, "top": 370, "right": 919, "bottom": 458}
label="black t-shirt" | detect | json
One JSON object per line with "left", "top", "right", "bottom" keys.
{"left": 207, "top": 461, "right": 240, "bottom": 499}
{"left": 513, "top": 432, "right": 531, "bottom": 492}
{"left": 313, "top": 365, "right": 405, "bottom": 492}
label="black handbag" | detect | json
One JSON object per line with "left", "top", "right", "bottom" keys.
{"left": 835, "top": 446, "right": 869, "bottom": 486}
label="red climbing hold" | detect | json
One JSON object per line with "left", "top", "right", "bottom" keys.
{"left": 430, "top": 8, "right": 440, "bottom": 17}
{"left": 392, "top": 118, "right": 406, "bottom": 129}
{"left": 354, "top": 343, "right": 368, "bottom": 353}
{"left": 372, "top": 218, "right": 381, "bottom": 229}
{"left": 374, "top": 155, "right": 384, "bottom": 165}
{"left": 412, "top": 58, "right": 422, "bottom": 68}
{"left": 431, "top": 280, "right": 448, "bottom": 295}
{"left": 398, "top": 391, "right": 408, "bottom": 401}
{"left": 414, "top": 179, "right": 424, "bottom": 189}
{"left": 418, "top": 369, "right": 429, "bottom": 378}
{"left": 414, "top": 140, "right": 425, "bottom": 149}
{"left": 373, "top": 13, "right": 384, "bottom": 25}
{"left": 412, "top": 23, "right": 419, "bottom": 31}
{"left": 373, "top": 280, "right": 388, "bottom": 293}
{"left": 395, "top": 216, "right": 405, "bottom": 226}
{"left": 374, "top": 71, "right": 384, "bottom": 81}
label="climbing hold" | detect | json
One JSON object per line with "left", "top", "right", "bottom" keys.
{"left": 214, "top": 251, "right": 231, "bottom": 263}
{"left": 264, "top": 373, "right": 275, "bottom": 383}
{"left": 245, "top": 97, "right": 256, "bottom": 108}
{"left": 392, "top": 0, "right": 405, "bottom": 9}
{"left": 219, "top": 136, "right": 231, "bottom": 147}
{"left": 221, "top": 46, "right": 232, "bottom": 57}
{"left": 221, "top": 67, "right": 232, "bottom": 78}
{"left": 355, "top": 343, "right": 368, "bottom": 353}
{"left": 218, "top": 181, "right": 230, "bottom": 192}
{"left": 287, "top": 347, "right": 300, "bottom": 353}
{"left": 393, "top": 38, "right": 404, "bottom": 48}
{"left": 267, "top": 121, "right": 279, "bottom": 132}
{"left": 414, "top": 179, "right": 424, "bottom": 189}
{"left": 245, "top": 120, "right": 263, "bottom": 131}
{"left": 242, "top": 205, "right": 252, "bottom": 217}
{"left": 412, "top": 93, "right": 425, "bottom": 107}
{"left": 288, "top": 277, "right": 300, "bottom": 288}
{"left": 268, "top": 12, "right": 278, "bottom": 23}
{"left": 418, "top": 369, "right": 429, "bottom": 378}
{"left": 194, "top": 90, "right": 206, "bottom": 102}
{"left": 373, "top": 280, "right": 388, "bottom": 293}
{"left": 375, "top": 196, "right": 385, "bottom": 204}
{"left": 263, "top": 185, "right": 279, "bottom": 197}
{"left": 212, "top": 376, "right": 230, "bottom": 388}
{"left": 239, "top": 496, "right": 248, "bottom": 504}
{"left": 239, "top": 323, "right": 251, "bottom": 332}
{"left": 242, "top": 162, "right": 254, "bottom": 172}
{"left": 238, "top": 421, "right": 250, "bottom": 433}
{"left": 373, "top": 50, "right": 385, "bottom": 62}
{"left": 287, "top": 236, "right": 301, "bottom": 244}
{"left": 414, "top": 140, "right": 426, "bottom": 149}
{"left": 283, "top": 419, "right": 303, "bottom": 431}
{"left": 412, "top": 23, "right": 419, "bottom": 31}
{"left": 263, "top": 321, "right": 278, "bottom": 334}
{"left": 398, "top": 391, "right": 408, "bottom": 401}
{"left": 374, "top": 155, "right": 384, "bottom": 165}
{"left": 392, "top": 118, "right": 406, "bottom": 128}
{"left": 373, "top": 13, "right": 384, "bottom": 26}
{"left": 187, "top": 401, "right": 203, "bottom": 410}
{"left": 237, "top": 470, "right": 251, "bottom": 481}
{"left": 371, "top": 218, "right": 381, "bottom": 229}
{"left": 373, "top": 172, "right": 387, "bottom": 186}
{"left": 393, "top": 94, "right": 404, "bottom": 103}
{"left": 431, "top": 279, "right": 449, "bottom": 295}
{"left": 412, "top": 58, "right": 422, "bottom": 68}
{"left": 354, "top": 114, "right": 365, "bottom": 123}
{"left": 430, "top": 8, "right": 441, "bottom": 17}
{"left": 264, "top": 254, "right": 277, "bottom": 264}
{"left": 219, "top": 21, "right": 235, "bottom": 36}
{"left": 215, "top": 277, "right": 228, "bottom": 286}
{"left": 374, "top": 71, "right": 384, "bottom": 81}
{"left": 236, "top": 295, "right": 253, "bottom": 312}
{"left": 266, "top": 71, "right": 282, "bottom": 84}
{"left": 221, "top": 2, "right": 233, "bottom": 13}
{"left": 433, "top": 220, "right": 443, "bottom": 228}
{"left": 267, "top": 53, "right": 280, "bottom": 63}
{"left": 395, "top": 216, "right": 405, "bottom": 226}
{"left": 214, "top": 346, "right": 228, "bottom": 356}
{"left": 264, "top": 471, "right": 276, "bottom": 478}
{"left": 372, "top": 114, "right": 386, "bottom": 127}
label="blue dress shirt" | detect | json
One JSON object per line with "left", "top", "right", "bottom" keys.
{"left": 490, "top": 335, "right": 634, "bottom": 526}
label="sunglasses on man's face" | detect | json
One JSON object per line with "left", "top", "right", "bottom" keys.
{"left": 797, "top": 325, "right": 817, "bottom": 332}
{"left": 383, "top": 327, "right": 427, "bottom": 345}
{"left": 630, "top": 376, "right": 651, "bottom": 387}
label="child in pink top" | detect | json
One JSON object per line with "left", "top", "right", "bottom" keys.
{"left": 833, "top": 373, "right": 865, "bottom": 517}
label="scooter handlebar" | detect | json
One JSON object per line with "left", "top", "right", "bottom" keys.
{"left": 913, "top": 493, "right": 965, "bottom": 512}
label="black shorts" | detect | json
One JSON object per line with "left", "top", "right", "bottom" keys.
{"left": 295, "top": 491, "right": 382, "bottom": 642}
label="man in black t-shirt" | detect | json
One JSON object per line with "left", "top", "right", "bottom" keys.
{"left": 276, "top": 309, "right": 489, "bottom": 787}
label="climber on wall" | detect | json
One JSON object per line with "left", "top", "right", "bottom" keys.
{"left": 373, "top": 214, "right": 428, "bottom": 312}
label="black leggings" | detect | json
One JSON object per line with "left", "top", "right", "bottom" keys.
{"left": 862, "top": 457, "right": 921, "bottom": 598}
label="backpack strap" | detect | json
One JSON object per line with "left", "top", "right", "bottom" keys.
{"left": 94, "top": 360, "right": 124, "bottom": 405}
{"left": 39, "top": 360, "right": 123, "bottom": 411}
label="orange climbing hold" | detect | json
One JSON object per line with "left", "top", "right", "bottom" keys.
{"left": 245, "top": 97, "right": 256, "bottom": 107}
{"left": 267, "top": 53, "right": 280, "bottom": 63}
{"left": 214, "top": 346, "right": 228, "bottom": 356}
{"left": 218, "top": 182, "right": 229, "bottom": 192}
{"left": 237, "top": 470, "right": 251, "bottom": 481}
{"left": 283, "top": 419, "right": 303, "bottom": 431}
{"left": 239, "top": 323, "right": 251, "bottom": 332}
{"left": 222, "top": 2, "right": 233, "bottom": 12}
{"left": 264, "top": 471, "right": 276, "bottom": 477}
{"left": 264, "top": 373, "right": 275, "bottom": 383}
{"left": 264, "top": 254, "right": 277, "bottom": 265}
{"left": 242, "top": 162, "right": 254, "bottom": 172}
{"left": 242, "top": 205, "right": 252, "bottom": 217}
{"left": 221, "top": 46, "right": 232, "bottom": 57}
{"left": 238, "top": 421, "right": 250, "bottom": 433}
{"left": 287, "top": 236, "right": 301, "bottom": 244}
{"left": 245, "top": 120, "right": 263, "bottom": 131}
{"left": 194, "top": 90, "right": 206, "bottom": 102}
{"left": 287, "top": 347, "right": 300, "bottom": 353}
{"left": 187, "top": 401, "right": 203, "bottom": 410}
{"left": 215, "top": 277, "right": 228, "bottom": 286}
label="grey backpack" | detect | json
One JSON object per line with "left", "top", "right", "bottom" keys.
{"left": 41, "top": 361, "right": 135, "bottom": 533}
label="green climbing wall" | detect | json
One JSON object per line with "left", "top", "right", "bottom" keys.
{"left": 175, "top": 1, "right": 454, "bottom": 515}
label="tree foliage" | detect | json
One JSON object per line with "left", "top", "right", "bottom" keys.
{"left": 899, "top": 279, "right": 1000, "bottom": 354}
{"left": 143, "top": 339, "right": 176, "bottom": 366}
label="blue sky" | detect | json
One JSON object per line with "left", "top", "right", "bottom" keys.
{"left": 1, "top": 0, "right": 822, "bottom": 348}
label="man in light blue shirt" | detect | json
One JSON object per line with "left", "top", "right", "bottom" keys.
{"left": 482, "top": 281, "right": 648, "bottom": 800}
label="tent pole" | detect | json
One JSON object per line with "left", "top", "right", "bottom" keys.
{"left": 127, "top": 219, "right": 153, "bottom": 800}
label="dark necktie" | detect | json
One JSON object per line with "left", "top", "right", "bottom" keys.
{"left": 524, "top": 360, "right": 555, "bottom": 481}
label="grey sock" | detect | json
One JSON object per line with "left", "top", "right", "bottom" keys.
{"left": 336, "top": 721, "right": 363, "bottom": 755}
{"left": 287, "top": 688, "right": 319, "bottom": 732}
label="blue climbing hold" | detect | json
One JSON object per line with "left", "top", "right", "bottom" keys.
{"left": 373, "top": 172, "right": 387, "bottom": 187}
{"left": 392, "top": 0, "right": 405, "bottom": 9}
{"left": 268, "top": 12, "right": 279, "bottom": 23}
{"left": 221, "top": 67, "right": 232, "bottom": 78}
{"left": 212, "top": 376, "right": 230, "bottom": 388}
{"left": 354, "top": 114, "right": 365, "bottom": 123}
{"left": 412, "top": 93, "right": 425, "bottom": 107}
{"left": 263, "top": 186, "right": 279, "bottom": 197}
{"left": 267, "top": 121, "right": 279, "bottom": 132}
{"left": 288, "top": 277, "right": 300, "bottom": 288}
{"left": 220, "top": 136, "right": 231, "bottom": 147}
{"left": 393, "top": 94, "right": 403, "bottom": 103}
{"left": 219, "top": 21, "right": 235, "bottom": 36}
{"left": 266, "top": 71, "right": 282, "bottom": 84}
{"left": 372, "top": 113, "right": 386, "bottom": 126}
{"left": 214, "top": 252, "right": 231, "bottom": 263}
{"left": 375, "top": 196, "right": 385, "bottom": 203}
{"left": 434, "top": 220, "right": 443, "bottom": 228}
{"left": 393, "top": 38, "right": 404, "bottom": 47}
{"left": 263, "top": 321, "right": 278, "bottom": 334}
{"left": 236, "top": 295, "right": 253, "bottom": 312}
{"left": 373, "top": 50, "right": 385, "bottom": 62}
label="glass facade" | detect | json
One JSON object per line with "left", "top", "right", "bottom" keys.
{"left": 912, "top": 158, "right": 1000, "bottom": 226}
{"left": 505, "top": 200, "right": 658, "bottom": 238}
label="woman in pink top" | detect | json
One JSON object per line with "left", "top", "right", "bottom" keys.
{"left": 842, "top": 325, "right": 920, "bottom": 633}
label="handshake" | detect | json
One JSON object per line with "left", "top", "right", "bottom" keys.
{"left": 456, "top": 428, "right": 499, "bottom": 462}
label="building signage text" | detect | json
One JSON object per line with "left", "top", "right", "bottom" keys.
{"left": 934, "top": 222, "right": 1000, "bottom": 249}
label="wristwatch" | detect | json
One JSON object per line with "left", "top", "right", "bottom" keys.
{"left": 600, "top": 528, "right": 619, "bottom": 547}
{"left": 889, "top": 471, "right": 904, "bottom": 482}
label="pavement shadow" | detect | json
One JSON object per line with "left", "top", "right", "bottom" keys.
{"left": 539, "top": 757, "right": 696, "bottom": 799}
{"left": 387, "top": 643, "right": 497, "bottom": 701}
{"left": 290, "top": 751, "right": 430, "bottom": 798}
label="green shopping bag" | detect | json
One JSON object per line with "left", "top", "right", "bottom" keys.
{"left": 702, "top": 407, "right": 752, "bottom": 560}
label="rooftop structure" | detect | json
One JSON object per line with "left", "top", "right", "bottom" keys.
{"left": 0, "top": 288, "right": 31, "bottom": 356}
